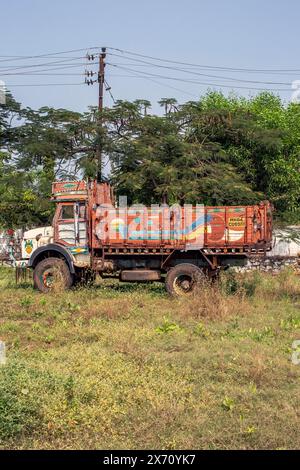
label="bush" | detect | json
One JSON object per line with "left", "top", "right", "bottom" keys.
{"left": 241, "top": 272, "right": 261, "bottom": 297}
{"left": 220, "top": 270, "right": 261, "bottom": 297}
{"left": 220, "top": 270, "right": 239, "bottom": 295}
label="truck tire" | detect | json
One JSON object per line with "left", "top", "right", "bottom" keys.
{"left": 33, "top": 257, "right": 73, "bottom": 293}
{"left": 165, "top": 263, "right": 204, "bottom": 297}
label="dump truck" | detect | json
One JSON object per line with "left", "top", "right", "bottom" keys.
{"left": 15, "top": 180, "right": 273, "bottom": 296}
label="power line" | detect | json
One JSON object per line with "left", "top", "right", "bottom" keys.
{"left": 136, "top": 75, "right": 198, "bottom": 98}
{"left": 0, "top": 47, "right": 103, "bottom": 63}
{"left": 0, "top": 56, "right": 87, "bottom": 72}
{"left": 107, "top": 63, "right": 292, "bottom": 92}
{"left": 5, "top": 82, "right": 84, "bottom": 87}
{"left": 107, "top": 52, "right": 293, "bottom": 87}
{"left": 1, "top": 73, "right": 85, "bottom": 76}
{"left": 106, "top": 66, "right": 298, "bottom": 77}
{"left": 5, "top": 46, "right": 300, "bottom": 73}
{"left": 1, "top": 46, "right": 296, "bottom": 95}
{"left": 0, "top": 63, "right": 99, "bottom": 77}
{"left": 107, "top": 69, "right": 198, "bottom": 98}
{"left": 107, "top": 47, "right": 300, "bottom": 73}
{"left": 106, "top": 62, "right": 300, "bottom": 77}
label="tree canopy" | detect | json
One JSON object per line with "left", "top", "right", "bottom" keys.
{"left": 1, "top": 90, "right": 300, "bottom": 228}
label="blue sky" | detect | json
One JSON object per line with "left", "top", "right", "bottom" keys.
{"left": 1, "top": 0, "right": 300, "bottom": 113}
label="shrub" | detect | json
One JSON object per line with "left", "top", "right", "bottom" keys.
{"left": 220, "top": 270, "right": 261, "bottom": 297}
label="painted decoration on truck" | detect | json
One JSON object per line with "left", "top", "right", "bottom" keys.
{"left": 94, "top": 204, "right": 210, "bottom": 248}
{"left": 93, "top": 204, "right": 249, "bottom": 248}
{"left": 206, "top": 208, "right": 246, "bottom": 245}
{"left": 24, "top": 239, "right": 34, "bottom": 254}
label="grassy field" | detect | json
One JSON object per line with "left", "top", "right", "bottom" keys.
{"left": 0, "top": 266, "right": 300, "bottom": 450}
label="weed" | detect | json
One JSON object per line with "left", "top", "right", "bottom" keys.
{"left": 64, "top": 375, "right": 75, "bottom": 405}
{"left": 193, "top": 322, "right": 210, "bottom": 338}
{"left": 155, "top": 318, "right": 182, "bottom": 334}
{"left": 19, "top": 297, "right": 33, "bottom": 311}
{"left": 280, "top": 316, "right": 300, "bottom": 330}
{"left": 221, "top": 396, "right": 235, "bottom": 412}
{"left": 247, "top": 326, "right": 275, "bottom": 342}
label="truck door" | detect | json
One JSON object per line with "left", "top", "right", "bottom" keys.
{"left": 74, "top": 202, "right": 87, "bottom": 246}
{"left": 55, "top": 202, "right": 87, "bottom": 247}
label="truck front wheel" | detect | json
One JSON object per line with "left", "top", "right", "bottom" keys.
{"left": 33, "top": 257, "right": 73, "bottom": 293}
{"left": 165, "top": 263, "right": 204, "bottom": 297}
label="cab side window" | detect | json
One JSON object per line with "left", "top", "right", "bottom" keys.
{"left": 60, "top": 205, "right": 74, "bottom": 220}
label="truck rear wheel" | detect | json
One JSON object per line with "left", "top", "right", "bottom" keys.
{"left": 165, "top": 263, "right": 204, "bottom": 297}
{"left": 33, "top": 257, "right": 73, "bottom": 293}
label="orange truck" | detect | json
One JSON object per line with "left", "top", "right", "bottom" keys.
{"left": 16, "top": 180, "right": 273, "bottom": 296}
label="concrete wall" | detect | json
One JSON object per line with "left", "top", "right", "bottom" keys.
{"left": 237, "top": 255, "right": 300, "bottom": 274}
{"left": 267, "top": 226, "right": 300, "bottom": 257}
{"left": 235, "top": 226, "right": 300, "bottom": 273}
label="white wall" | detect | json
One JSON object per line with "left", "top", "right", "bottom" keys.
{"left": 267, "top": 226, "right": 300, "bottom": 257}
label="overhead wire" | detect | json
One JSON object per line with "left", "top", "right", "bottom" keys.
{"left": 106, "top": 68, "right": 198, "bottom": 98}
{"left": 0, "top": 47, "right": 103, "bottom": 63}
{"left": 107, "top": 52, "right": 293, "bottom": 87}
{"left": 107, "top": 63, "right": 292, "bottom": 92}
{"left": 4, "top": 82, "right": 84, "bottom": 87}
{"left": 0, "top": 46, "right": 297, "bottom": 94}
{"left": 0, "top": 56, "right": 89, "bottom": 72}
{"left": 107, "top": 47, "right": 300, "bottom": 74}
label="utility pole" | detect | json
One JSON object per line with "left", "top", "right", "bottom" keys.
{"left": 85, "top": 47, "right": 106, "bottom": 182}
{"left": 98, "top": 47, "right": 106, "bottom": 114}
{"left": 96, "top": 47, "right": 106, "bottom": 182}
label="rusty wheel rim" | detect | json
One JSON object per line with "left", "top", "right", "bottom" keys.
{"left": 173, "top": 274, "right": 194, "bottom": 295}
{"left": 41, "top": 268, "right": 63, "bottom": 289}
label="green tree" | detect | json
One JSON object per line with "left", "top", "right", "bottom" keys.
{"left": 106, "top": 99, "right": 261, "bottom": 206}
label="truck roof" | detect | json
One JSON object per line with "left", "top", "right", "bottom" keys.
{"left": 51, "top": 180, "right": 114, "bottom": 205}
